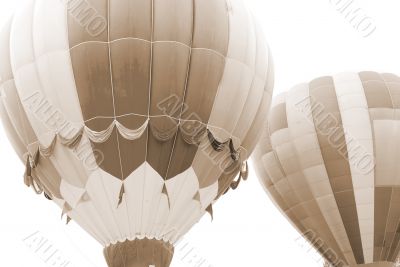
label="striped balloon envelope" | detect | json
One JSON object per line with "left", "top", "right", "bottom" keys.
{"left": 0, "top": 0, "right": 274, "bottom": 266}
{"left": 253, "top": 72, "right": 400, "bottom": 267}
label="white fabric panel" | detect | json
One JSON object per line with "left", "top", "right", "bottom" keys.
{"left": 68, "top": 205, "right": 105, "bottom": 245}
{"left": 373, "top": 120, "right": 400, "bottom": 186}
{"left": 333, "top": 72, "right": 375, "bottom": 264}
{"left": 85, "top": 170, "right": 124, "bottom": 245}
{"left": 261, "top": 151, "right": 285, "bottom": 184}
{"left": 173, "top": 210, "right": 205, "bottom": 244}
{"left": 88, "top": 164, "right": 203, "bottom": 245}
{"left": 138, "top": 164, "right": 165, "bottom": 238}
{"left": 0, "top": 80, "right": 36, "bottom": 147}
{"left": 207, "top": 0, "right": 256, "bottom": 143}
{"left": 0, "top": 93, "right": 26, "bottom": 160}
{"left": 171, "top": 185, "right": 220, "bottom": 242}
{"left": 162, "top": 168, "right": 201, "bottom": 242}
{"left": 100, "top": 172, "right": 131, "bottom": 244}
{"left": 10, "top": 0, "right": 51, "bottom": 144}
{"left": 231, "top": 21, "right": 271, "bottom": 147}
{"left": 253, "top": 22, "right": 270, "bottom": 81}
{"left": 51, "top": 197, "right": 104, "bottom": 245}
{"left": 33, "top": 0, "right": 84, "bottom": 126}
{"left": 124, "top": 163, "right": 146, "bottom": 239}
{"left": 150, "top": 193, "right": 170, "bottom": 240}
{"left": 59, "top": 183, "right": 108, "bottom": 245}
{"left": 225, "top": 0, "right": 256, "bottom": 65}
{"left": 199, "top": 181, "right": 218, "bottom": 209}
{"left": 60, "top": 180, "right": 85, "bottom": 208}
{"left": 208, "top": 59, "right": 253, "bottom": 142}
{"left": 170, "top": 200, "right": 203, "bottom": 244}
{"left": 287, "top": 83, "right": 357, "bottom": 265}
{"left": 9, "top": 0, "right": 35, "bottom": 70}
{"left": 231, "top": 76, "right": 265, "bottom": 143}
{"left": 60, "top": 179, "right": 110, "bottom": 246}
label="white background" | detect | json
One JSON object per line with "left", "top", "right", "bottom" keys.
{"left": 1, "top": 0, "right": 400, "bottom": 266}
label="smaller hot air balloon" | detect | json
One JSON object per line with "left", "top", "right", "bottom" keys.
{"left": 253, "top": 72, "right": 400, "bottom": 267}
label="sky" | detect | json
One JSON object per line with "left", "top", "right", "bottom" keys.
{"left": 1, "top": 0, "right": 400, "bottom": 266}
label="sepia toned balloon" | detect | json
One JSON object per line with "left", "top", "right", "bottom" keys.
{"left": 0, "top": 0, "right": 274, "bottom": 266}
{"left": 253, "top": 72, "right": 400, "bottom": 267}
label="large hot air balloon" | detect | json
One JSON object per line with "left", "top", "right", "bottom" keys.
{"left": 0, "top": 0, "right": 274, "bottom": 266}
{"left": 253, "top": 72, "right": 400, "bottom": 267}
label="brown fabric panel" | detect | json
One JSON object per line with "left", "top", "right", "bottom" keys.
{"left": 147, "top": 126, "right": 177, "bottom": 178}
{"left": 109, "top": 0, "right": 152, "bottom": 41}
{"left": 309, "top": 76, "right": 365, "bottom": 264}
{"left": 374, "top": 187, "right": 392, "bottom": 261}
{"left": 0, "top": 18, "right": 13, "bottom": 82}
{"left": 192, "top": 0, "right": 229, "bottom": 55}
{"left": 268, "top": 102, "right": 287, "bottom": 134}
{"left": 150, "top": 43, "right": 190, "bottom": 118}
{"left": 107, "top": 39, "right": 150, "bottom": 178}
{"left": 330, "top": 175, "right": 354, "bottom": 192}
{"left": 70, "top": 43, "right": 114, "bottom": 120}
{"left": 154, "top": 0, "right": 193, "bottom": 45}
{"left": 359, "top": 72, "right": 393, "bottom": 109}
{"left": 181, "top": 50, "right": 224, "bottom": 122}
{"left": 388, "top": 238, "right": 400, "bottom": 262}
{"left": 165, "top": 130, "right": 199, "bottom": 179}
{"left": 381, "top": 73, "right": 400, "bottom": 109}
{"left": 165, "top": 50, "right": 229, "bottom": 180}
{"left": 118, "top": 116, "right": 148, "bottom": 179}
{"left": 388, "top": 233, "right": 400, "bottom": 262}
{"left": 385, "top": 188, "right": 400, "bottom": 261}
{"left": 110, "top": 40, "right": 150, "bottom": 116}
{"left": 147, "top": 43, "right": 190, "bottom": 178}
{"left": 86, "top": 119, "right": 122, "bottom": 179}
{"left": 67, "top": 0, "right": 108, "bottom": 48}
{"left": 104, "top": 238, "right": 174, "bottom": 267}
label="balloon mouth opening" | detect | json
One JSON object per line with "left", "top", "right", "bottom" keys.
{"left": 104, "top": 238, "right": 174, "bottom": 267}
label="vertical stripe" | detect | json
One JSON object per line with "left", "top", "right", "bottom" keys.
{"left": 333, "top": 72, "right": 375, "bottom": 263}
{"left": 309, "top": 76, "right": 365, "bottom": 263}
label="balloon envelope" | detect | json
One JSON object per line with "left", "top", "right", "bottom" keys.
{"left": 0, "top": 0, "right": 274, "bottom": 266}
{"left": 253, "top": 72, "right": 400, "bottom": 267}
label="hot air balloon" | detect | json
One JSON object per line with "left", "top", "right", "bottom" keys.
{"left": 253, "top": 72, "right": 400, "bottom": 267}
{"left": 0, "top": 0, "right": 274, "bottom": 266}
